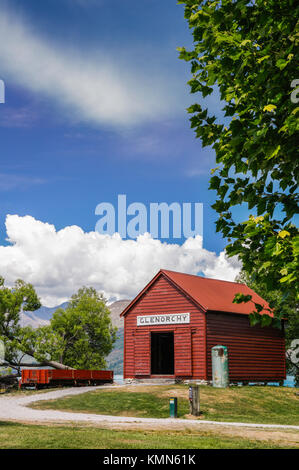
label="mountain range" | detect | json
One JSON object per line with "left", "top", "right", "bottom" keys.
{"left": 20, "top": 302, "right": 69, "bottom": 328}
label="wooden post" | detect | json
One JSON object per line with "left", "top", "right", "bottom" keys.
{"left": 189, "top": 385, "right": 200, "bottom": 416}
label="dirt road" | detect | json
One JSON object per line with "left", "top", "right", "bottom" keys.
{"left": 1, "top": 384, "right": 299, "bottom": 434}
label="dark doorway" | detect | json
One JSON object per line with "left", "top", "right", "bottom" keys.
{"left": 151, "top": 332, "right": 174, "bottom": 375}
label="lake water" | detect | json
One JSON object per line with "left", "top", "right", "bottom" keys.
{"left": 280, "top": 375, "right": 296, "bottom": 387}
{"left": 114, "top": 374, "right": 297, "bottom": 387}
{"left": 114, "top": 374, "right": 125, "bottom": 385}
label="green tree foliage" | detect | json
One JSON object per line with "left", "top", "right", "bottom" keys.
{"left": 235, "top": 271, "right": 297, "bottom": 345}
{"left": 178, "top": 0, "right": 299, "bottom": 321}
{"left": 45, "top": 287, "right": 117, "bottom": 369}
{"left": 0, "top": 276, "right": 41, "bottom": 366}
{"left": 236, "top": 270, "right": 299, "bottom": 382}
{"left": 0, "top": 278, "right": 116, "bottom": 371}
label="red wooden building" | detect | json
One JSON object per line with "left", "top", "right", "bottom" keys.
{"left": 120, "top": 269, "right": 286, "bottom": 383}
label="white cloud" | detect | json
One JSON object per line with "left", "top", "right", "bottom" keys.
{"left": 0, "top": 107, "right": 38, "bottom": 128}
{"left": 0, "top": 9, "right": 181, "bottom": 128}
{"left": 0, "top": 215, "right": 241, "bottom": 306}
{"left": 0, "top": 174, "right": 45, "bottom": 191}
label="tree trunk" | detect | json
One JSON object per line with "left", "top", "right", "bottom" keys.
{"left": 44, "top": 360, "right": 74, "bottom": 370}
{"left": 25, "top": 349, "right": 74, "bottom": 370}
{"left": 1, "top": 358, "right": 74, "bottom": 370}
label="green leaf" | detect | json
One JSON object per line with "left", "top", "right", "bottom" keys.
{"left": 261, "top": 314, "right": 273, "bottom": 327}
{"left": 257, "top": 55, "right": 270, "bottom": 64}
{"left": 263, "top": 104, "right": 277, "bottom": 112}
{"left": 280, "top": 273, "right": 296, "bottom": 283}
{"left": 240, "top": 39, "right": 251, "bottom": 47}
{"left": 278, "top": 230, "right": 290, "bottom": 239}
{"left": 276, "top": 58, "right": 288, "bottom": 70}
{"left": 233, "top": 293, "right": 252, "bottom": 304}
{"left": 209, "top": 175, "right": 221, "bottom": 190}
{"left": 267, "top": 145, "right": 281, "bottom": 160}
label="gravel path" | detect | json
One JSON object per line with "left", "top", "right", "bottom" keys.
{"left": 1, "top": 385, "right": 299, "bottom": 431}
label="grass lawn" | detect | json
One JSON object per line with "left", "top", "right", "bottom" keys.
{"left": 31, "top": 384, "right": 299, "bottom": 425}
{"left": 0, "top": 421, "right": 296, "bottom": 449}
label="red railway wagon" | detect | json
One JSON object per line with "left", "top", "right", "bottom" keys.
{"left": 21, "top": 369, "right": 113, "bottom": 388}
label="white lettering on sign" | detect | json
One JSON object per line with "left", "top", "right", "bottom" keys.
{"left": 137, "top": 313, "right": 190, "bottom": 326}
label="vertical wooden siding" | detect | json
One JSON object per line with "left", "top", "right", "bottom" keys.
{"left": 206, "top": 312, "right": 286, "bottom": 381}
{"left": 123, "top": 274, "right": 206, "bottom": 379}
{"left": 134, "top": 331, "right": 150, "bottom": 375}
{"left": 174, "top": 327, "right": 192, "bottom": 376}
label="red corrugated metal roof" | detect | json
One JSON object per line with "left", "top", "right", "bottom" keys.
{"left": 120, "top": 269, "right": 272, "bottom": 317}
{"left": 161, "top": 270, "right": 272, "bottom": 316}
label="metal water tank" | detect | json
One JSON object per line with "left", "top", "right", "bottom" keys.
{"left": 212, "top": 345, "right": 229, "bottom": 388}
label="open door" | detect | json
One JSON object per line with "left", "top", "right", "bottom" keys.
{"left": 151, "top": 332, "right": 174, "bottom": 375}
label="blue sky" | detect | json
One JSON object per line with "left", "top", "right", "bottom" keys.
{"left": 0, "top": 0, "right": 243, "bottom": 305}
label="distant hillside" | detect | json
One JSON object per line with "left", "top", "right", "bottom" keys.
{"left": 106, "top": 327, "right": 124, "bottom": 375}
{"left": 108, "top": 299, "right": 130, "bottom": 329}
{"left": 20, "top": 302, "right": 68, "bottom": 328}
{"left": 106, "top": 300, "right": 130, "bottom": 375}
{"left": 20, "top": 311, "right": 49, "bottom": 329}
{"left": 33, "top": 303, "right": 69, "bottom": 321}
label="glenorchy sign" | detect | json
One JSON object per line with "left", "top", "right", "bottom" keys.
{"left": 137, "top": 313, "right": 190, "bottom": 326}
